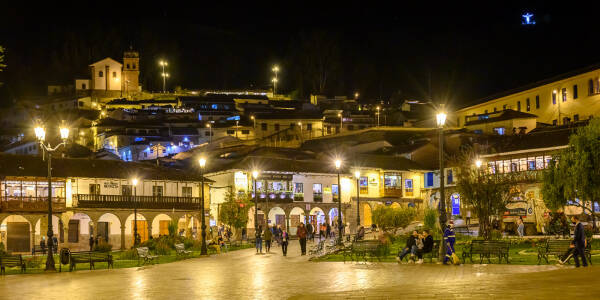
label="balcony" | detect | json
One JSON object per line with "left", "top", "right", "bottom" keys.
{"left": 1, "top": 197, "right": 66, "bottom": 213}
{"left": 383, "top": 187, "right": 403, "bottom": 197}
{"left": 250, "top": 191, "right": 295, "bottom": 203}
{"left": 74, "top": 194, "right": 202, "bottom": 210}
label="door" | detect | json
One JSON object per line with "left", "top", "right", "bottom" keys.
{"left": 275, "top": 214, "right": 286, "bottom": 230}
{"left": 132, "top": 220, "right": 148, "bottom": 243}
{"left": 159, "top": 220, "right": 170, "bottom": 236}
{"left": 97, "top": 222, "right": 109, "bottom": 243}
{"left": 68, "top": 220, "right": 80, "bottom": 243}
{"left": 7, "top": 222, "right": 30, "bottom": 253}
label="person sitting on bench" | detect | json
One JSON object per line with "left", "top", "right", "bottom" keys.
{"left": 397, "top": 230, "right": 419, "bottom": 263}
{"left": 416, "top": 230, "right": 434, "bottom": 264}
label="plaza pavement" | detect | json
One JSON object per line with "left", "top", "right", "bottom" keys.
{"left": 0, "top": 240, "right": 599, "bottom": 299}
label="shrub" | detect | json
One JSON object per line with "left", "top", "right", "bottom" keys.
{"left": 183, "top": 238, "right": 195, "bottom": 249}
{"left": 155, "top": 240, "right": 172, "bottom": 255}
{"left": 94, "top": 242, "right": 113, "bottom": 253}
{"left": 24, "top": 256, "right": 43, "bottom": 269}
{"left": 490, "top": 229, "right": 502, "bottom": 240}
{"left": 424, "top": 208, "right": 438, "bottom": 231}
{"left": 372, "top": 206, "right": 417, "bottom": 232}
{"left": 119, "top": 249, "right": 138, "bottom": 260}
{"left": 168, "top": 220, "right": 178, "bottom": 237}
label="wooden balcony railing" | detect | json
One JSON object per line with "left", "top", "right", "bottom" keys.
{"left": 0, "top": 197, "right": 66, "bottom": 212}
{"left": 383, "top": 187, "right": 403, "bottom": 197}
{"left": 250, "top": 192, "right": 294, "bottom": 203}
{"left": 74, "top": 194, "right": 203, "bottom": 210}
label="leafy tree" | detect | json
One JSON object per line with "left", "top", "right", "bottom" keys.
{"left": 423, "top": 208, "right": 439, "bottom": 231}
{"left": 455, "top": 149, "right": 522, "bottom": 240}
{"left": 0, "top": 46, "right": 5, "bottom": 72}
{"left": 218, "top": 191, "right": 252, "bottom": 239}
{"left": 372, "top": 206, "right": 416, "bottom": 232}
{"left": 542, "top": 118, "right": 600, "bottom": 229}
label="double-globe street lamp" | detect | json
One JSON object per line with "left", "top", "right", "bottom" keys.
{"left": 335, "top": 159, "right": 343, "bottom": 245}
{"left": 252, "top": 170, "right": 260, "bottom": 232}
{"left": 354, "top": 170, "right": 361, "bottom": 229}
{"left": 198, "top": 157, "right": 208, "bottom": 255}
{"left": 34, "top": 122, "right": 70, "bottom": 271}
{"left": 436, "top": 109, "right": 447, "bottom": 262}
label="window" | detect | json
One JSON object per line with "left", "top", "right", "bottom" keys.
{"left": 113, "top": 72, "right": 117, "bottom": 78}
{"left": 473, "top": 130, "right": 483, "bottom": 134}
{"left": 82, "top": 83, "right": 86, "bottom": 90}
{"left": 526, "top": 98, "right": 530, "bottom": 111}
{"left": 226, "top": 130, "right": 234, "bottom": 135}
{"left": 98, "top": 71, "right": 103, "bottom": 77}
{"left": 552, "top": 92, "right": 556, "bottom": 104}
{"left": 182, "top": 186, "right": 192, "bottom": 197}
{"left": 447, "top": 169, "right": 454, "bottom": 184}
{"left": 205, "top": 131, "right": 211, "bottom": 136}
{"left": 493, "top": 107, "right": 497, "bottom": 112}
{"left": 326, "top": 126, "right": 331, "bottom": 134}
{"left": 313, "top": 184, "right": 322, "bottom": 202}
{"left": 535, "top": 95, "right": 540, "bottom": 109}
{"left": 510, "top": 159, "right": 518, "bottom": 172}
{"left": 553, "top": 119, "right": 557, "bottom": 125}
{"left": 127, "top": 64, "right": 130, "bottom": 69}
{"left": 589, "top": 79, "right": 595, "bottom": 95}
{"left": 359, "top": 176, "right": 368, "bottom": 194}
{"left": 152, "top": 186, "right": 163, "bottom": 197}
{"left": 503, "top": 104, "right": 507, "bottom": 110}
{"left": 425, "top": 172, "right": 434, "bottom": 188}
{"left": 493, "top": 127, "right": 505, "bottom": 135}
{"left": 332, "top": 184, "right": 339, "bottom": 202}
{"left": 307, "top": 123, "right": 312, "bottom": 131}
{"left": 517, "top": 101, "right": 521, "bottom": 111}
{"left": 519, "top": 158, "right": 527, "bottom": 171}
{"left": 562, "top": 88, "right": 567, "bottom": 102}
{"left": 574, "top": 114, "right": 580, "bottom": 121}
{"left": 563, "top": 117, "right": 570, "bottom": 125}
{"left": 133, "top": 64, "right": 136, "bottom": 69}
{"left": 274, "top": 124, "right": 280, "bottom": 131}
{"left": 294, "top": 183, "right": 303, "bottom": 193}
{"left": 261, "top": 123, "right": 267, "bottom": 131}
{"left": 89, "top": 184, "right": 100, "bottom": 195}
{"left": 242, "top": 130, "right": 249, "bottom": 134}
{"left": 122, "top": 185, "right": 132, "bottom": 196}
{"left": 404, "top": 179, "right": 413, "bottom": 197}
{"left": 290, "top": 123, "right": 296, "bottom": 129}
{"left": 527, "top": 157, "right": 536, "bottom": 170}
{"left": 573, "top": 85, "right": 578, "bottom": 99}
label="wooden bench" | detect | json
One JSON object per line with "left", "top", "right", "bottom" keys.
{"left": 345, "top": 240, "right": 383, "bottom": 263}
{"left": 32, "top": 245, "right": 47, "bottom": 255}
{"left": 537, "top": 239, "right": 592, "bottom": 265}
{"left": 462, "top": 240, "right": 510, "bottom": 264}
{"left": 69, "top": 251, "right": 113, "bottom": 271}
{"left": 0, "top": 254, "right": 26, "bottom": 275}
{"left": 175, "top": 243, "right": 192, "bottom": 258}
{"left": 137, "top": 247, "right": 158, "bottom": 265}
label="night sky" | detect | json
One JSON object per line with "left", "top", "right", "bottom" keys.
{"left": 2, "top": 2, "right": 600, "bottom": 109}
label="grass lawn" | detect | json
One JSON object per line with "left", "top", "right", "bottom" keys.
{"left": 1, "top": 243, "right": 253, "bottom": 275}
{"left": 311, "top": 235, "right": 600, "bottom": 265}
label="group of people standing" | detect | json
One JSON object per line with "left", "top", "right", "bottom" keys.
{"left": 255, "top": 224, "right": 289, "bottom": 256}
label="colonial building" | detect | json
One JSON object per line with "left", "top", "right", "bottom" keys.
{"left": 0, "top": 155, "right": 211, "bottom": 253}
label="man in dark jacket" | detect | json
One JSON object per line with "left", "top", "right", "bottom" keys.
{"left": 416, "top": 230, "right": 434, "bottom": 263}
{"left": 571, "top": 215, "right": 588, "bottom": 267}
{"left": 297, "top": 223, "right": 308, "bottom": 255}
{"left": 396, "top": 231, "right": 419, "bottom": 262}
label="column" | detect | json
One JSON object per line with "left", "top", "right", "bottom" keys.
{"left": 185, "top": 214, "right": 191, "bottom": 238}
{"left": 147, "top": 223, "right": 153, "bottom": 240}
{"left": 120, "top": 225, "right": 126, "bottom": 250}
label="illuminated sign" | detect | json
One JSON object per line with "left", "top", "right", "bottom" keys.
{"left": 522, "top": 12, "right": 535, "bottom": 25}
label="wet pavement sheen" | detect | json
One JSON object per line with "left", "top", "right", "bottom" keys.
{"left": 1, "top": 241, "right": 599, "bottom": 299}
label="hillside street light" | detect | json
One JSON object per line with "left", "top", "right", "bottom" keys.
{"left": 159, "top": 60, "right": 168, "bottom": 93}
{"left": 199, "top": 158, "right": 208, "bottom": 255}
{"left": 335, "top": 159, "right": 343, "bottom": 245}
{"left": 35, "top": 122, "right": 69, "bottom": 271}
{"left": 436, "top": 109, "right": 447, "bottom": 262}
{"left": 272, "top": 65, "right": 279, "bottom": 94}
{"left": 298, "top": 122, "right": 303, "bottom": 143}
{"left": 355, "top": 170, "right": 361, "bottom": 228}
{"left": 338, "top": 113, "right": 343, "bottom": 134}
{"left": 252, "top": 170, "right": 260, "bottom": 231}
{"left": 132, "top": 178, "right": 140, "bottom": 247}
{"left": 206, "top": 123, "right": 212, "bottom": 144}
{"left": 250, "top": 115, "right": 256, "bottom": 129}
{"left": 376, "top": 106, "right": 380, "bottom": 127}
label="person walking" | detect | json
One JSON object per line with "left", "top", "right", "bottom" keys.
{"left": 443, "top": 224, "right": 456, "bottom": 265}
{"left": 297, "top": 222, "right": 308, "bottom": 255}
{"left": 52, "top": 235, "right": 58, "bottom": 253}
{"left": 326, "top": 223, "right": 331, "bottom": 239}
{"left": 465, "top": 210, "right": 471, "bottom": 227}
{"left": 570, "top": 215, "right": 588, "bottom": 267}
{"left": 516, "top": 217, "right": 525, "bottom": 237}
{"left": 89, "top": 235, "right": 94, "bottom": 251}
{"left": 281, "top": 229, "right": 289, "bottom": 256}
{"left": 264, "top": 225, "right": 273, "bottom": 253}
{"left": 255, "top": 225, "right": 263, "bottom": 254}
{"left": 306, "top": 222, "right": 313, "bottom": 242}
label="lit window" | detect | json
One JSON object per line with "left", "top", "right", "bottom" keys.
{"left": 494, "top": 127, "right": 505, "bottom": 135}
{"left": 98, "top": 71, "right": 103, "bottom": 77}
{"left": 405, "top": 179, "right": 413, "bottom": 197}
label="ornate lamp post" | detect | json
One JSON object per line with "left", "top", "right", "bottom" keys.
{"left": 199, "top": 157, "right": 208, "bottom": 255}
{"left": 354, "top": 170, "right": 361, "bottom": 228}
{"left": 436, "top": 109, "right": 447, "bottom": 262}
{"left": 335, "top": 159, "right": 343, "bottom": 245}
{"left": 34, "top": 122, "right": 69, "bottom": 271}
{"left": 132, "top": 178, "right": 140, "bottom": 247}
{"left": 252, "top": 170, "right": 260, "bottom": 231}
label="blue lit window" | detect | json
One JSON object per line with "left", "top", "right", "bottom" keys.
{"left": 134, "top": 137, "right": 144, "bottom": 142}
{"left": 478, "top": 115, "right": 489, "bottom": 120}
{"left": 211, "top": 104, "right": 218, "bottom": 109}
{"left": 447, "top": 169, "right": 453, "bottom": 184}
{"left": 425, "top": 172, "right": 434, "bottom": 188}
{"left": 473, "top": 130, "right": 483, "bottom": 134}
{"left": 494, "top": 127, "right": 505, "bottom": 135}
{"left": 595, "top": 202, "right": 600, "bottom": 213}
{"left": 183, "top": 137, "right": 189, "bottom": 142}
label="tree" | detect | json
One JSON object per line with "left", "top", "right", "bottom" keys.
{"left": 0, "top": 46, "right": 5, "bottom": 72}
{"left": 542, "top": 118, "right": 600, "bottom": 230}
{"left": 454, "top": 149, "right": 521, "bottom": 240}
{"left": 218, "top": 191, "right": 252, "bottom": 239}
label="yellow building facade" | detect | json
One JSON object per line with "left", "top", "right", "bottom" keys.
{"left": 455, "top": 66, "right": 600, "bottom": 127}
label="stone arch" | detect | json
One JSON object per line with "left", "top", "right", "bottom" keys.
{"left": 34, "top": 214, "right": 62, "bottom": 248}
{"left": 308, "top": 207, "right": 326, "bottom": 232}
{"left": 288, "top": 207, "right": 305, "bottom": 235}
{"left": 62, "top": 212, "right": 92, "bottom": 251}
{"left": 152, "top": 213, "right": 172, "bottom": 237}
{"left": 177, "top": 214, "right": 200, "bottom": 239}
{"left": 267, "top": 206, "right": 286, "bottom": 229}
{"left": 124, "top": 213, "right": 148, "bottom": 249}
{"left": 328, "top": 208, "right": 343, "bottom": 226}
{"left": 0, "top": 215, "right": 32, "bottom": 253}
{"left": 98, "top": 213, "right": 121, "bottom": 249}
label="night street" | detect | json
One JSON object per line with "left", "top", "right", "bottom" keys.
{"left": 0, "top": 242, "right": 597, "bottom": 299}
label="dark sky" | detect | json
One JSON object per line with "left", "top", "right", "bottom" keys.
{"left": 2, "top": 2, "right": 600, "bottom": 109}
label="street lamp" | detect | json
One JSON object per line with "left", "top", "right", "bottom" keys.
{"left": 250, "top": 115, "right": 256, "bottom": 129}
{"left": 206, "top": 123, "right": 212, "bottom": 144}
{"left": 354, "top": 92, "right": 359, "bottom": 99}
{"left": 436, "top": 109, "right": 447, "bottom": 262}
{"left": 131, "top": 178, "right": 140, "bottom": 247}
{"left": 376, "top": 106, "right": 380, "bottom": 127}
{"left": 252, "top": 170, "right": 260, "bottom": 232}
{"left": 354, "top": 170, "right": 361, "bottom": 228}
{"left": 159, "top": 60, "right": 168, "bottom": 93}
{"left": 198, "top": 158, "right": 208, "bottom": 255}
{"left": 298, "top": 122, "right": 303, "bottom": 143}
{"left": 475, "top": 159, "right": 482, "bottom": 169}
{"left": 272, "top": 65, "right": 279, "bottom": 95}
{"left": 35, "top": 121, "right": 69, "bottom": 271}
{"left": 335, "top": 159, "right": 343, "bottom": 245}
{"left": 271, "top": 77, "right": 278, "bottom": 96}
{"left": 338, "top": 113, "right": 343, "bottom": 134}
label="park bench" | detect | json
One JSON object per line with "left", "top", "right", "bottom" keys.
{"left": 69, "top": 251, "right": 113, "bottom": 271}
{"left": 32, "top": 245, "right": 47, "bottom": 255}
{"left": 0, "top": 254, "right": 26, "bottom": 275}
{"left": 137, "top": 247, "right": 158, "bottom": 265}
{"left": 175, "top": 243, "right": 192, "bottom": 258}
{"left": 462, "top": 240, "right": 510, "bottom": 264}
{"left": 344, "top": 240, "right": 383, "bottom": 263}
{"left": 537, "top": 239, "right": 592, "bottom": 265}
{"left": 422, "top": 240, "right": 440, "bottom": 263}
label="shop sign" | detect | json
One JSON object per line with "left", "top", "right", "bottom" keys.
{"left": 258, "top": 173, "right": 293, "bottom": 181}
{"left": 104, "top": 181, "right": 119, "bottom": 189}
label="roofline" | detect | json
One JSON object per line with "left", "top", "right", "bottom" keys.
{"left": 89, "top": 57, "right": 123, "bottom": 66}
{"left": 480, "top": 145, "right": 569, "bottom": 158}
